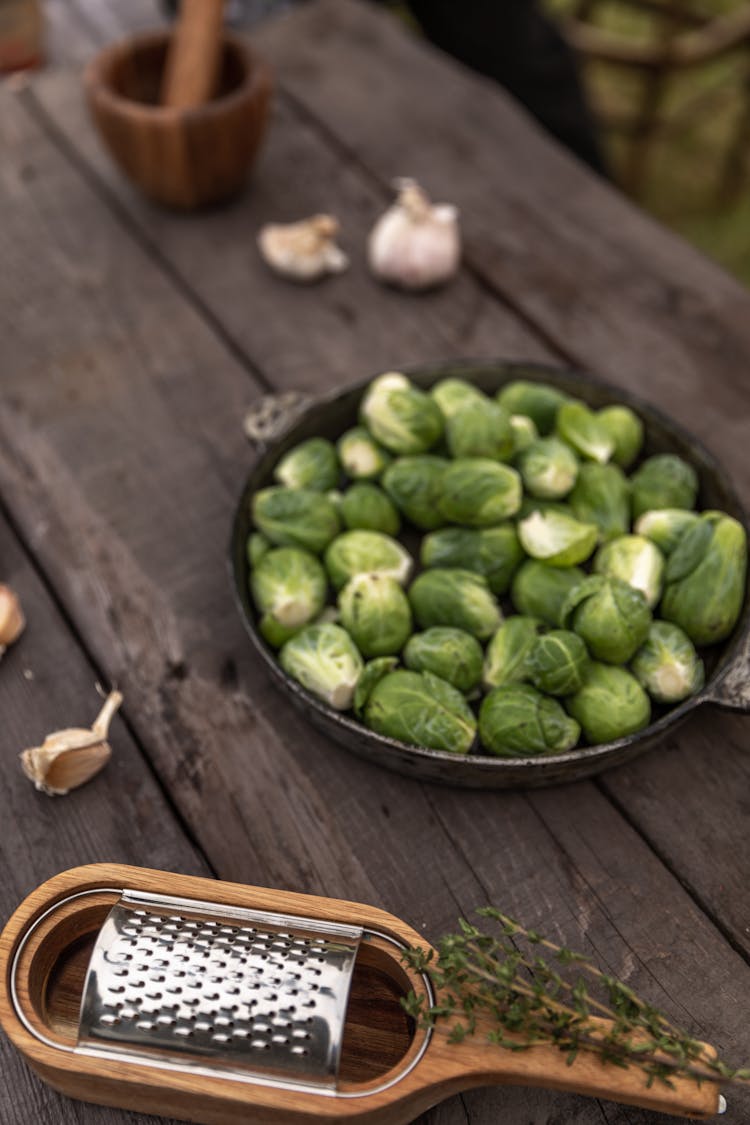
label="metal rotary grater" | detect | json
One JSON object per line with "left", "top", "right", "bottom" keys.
{"left": 78, "top": 890, "right": 362, "bottom": 1088}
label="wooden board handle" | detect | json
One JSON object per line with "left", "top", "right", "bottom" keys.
{"left": 161, "top": 0, "right": 225, "bottom": 109}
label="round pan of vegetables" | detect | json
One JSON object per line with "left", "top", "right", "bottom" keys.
{"left": 230, "top": 361, "right": 750, "bottom": 787}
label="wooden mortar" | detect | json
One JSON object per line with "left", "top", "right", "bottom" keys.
{"left": 84, "top": 27, "right": 272, "bottom": 210}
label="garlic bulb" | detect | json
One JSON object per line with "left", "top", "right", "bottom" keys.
{"left": 20, "top": 690, "right": 122, "bottom": 796}
{"left": 0, "top": 584, "right": 25, "bottom": 657}
{"left": 368, "top": 179, "right": 460, "bottom": 291}
{"left": 257, "top": 214, "right": 349, "bottom": 282}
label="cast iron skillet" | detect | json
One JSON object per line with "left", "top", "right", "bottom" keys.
{"left": 230, "top": 361, "right": 750, "bottom": 788}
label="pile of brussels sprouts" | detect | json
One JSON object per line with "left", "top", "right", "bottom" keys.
{"left": 247, "top": 372, "right": 748, "bottom": 758}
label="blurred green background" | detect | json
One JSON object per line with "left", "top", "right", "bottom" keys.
{"left": 546, "top": 0, "right": 750, "bottom": 285}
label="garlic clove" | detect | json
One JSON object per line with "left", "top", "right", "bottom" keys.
{"left": 19, "top": 689, "right": 122, "bottom": 797}
{"left": 368, "top": 178, "right": 461, "bottom": 291}
{"left": 257, "top": 214, "right": 349, "bottom": 282}
{"left": 0, "top": 584, "right": 25, "bottom": 656}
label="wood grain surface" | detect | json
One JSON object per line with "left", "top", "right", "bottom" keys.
{"left": 0, "top": 2, "right": 749, "bottom": 1124}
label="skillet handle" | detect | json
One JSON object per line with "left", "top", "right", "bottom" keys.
{"left": 243, "top": 391, "right": 313, "bottom": 450}
{"left": 701, "top": 629, "right": 750, "bottom": 712}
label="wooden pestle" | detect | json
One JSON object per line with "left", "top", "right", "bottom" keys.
{"left": 160, "top": 0, "right": 226, "bottom": 109}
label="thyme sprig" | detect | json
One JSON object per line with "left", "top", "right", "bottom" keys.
{"left": 402, "top": 907, "right": 750, "bottom": 1089}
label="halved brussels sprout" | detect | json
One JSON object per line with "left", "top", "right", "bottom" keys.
{"left": 510, "top": 413, "right": 539, "bottom": 455}
{"left": 247, "top": 532, "right": 271, "bottom": 568}
{"left": 421, "top": 525, "right": 524, "bottom": 595}
{"left": 517, "top": 437, "right": 579, "bottom": 499}
{"left": 479, "top": 683, "right": 580, "bottom": 757}
{"left": 593, "top": 534, "right": 665, "bottom": 608}
{"left": 661, "top": 511, "right": 747, "bottom": 645}
{"left": 569, "top": 463, "right": 631, "bottom": 542}
{"left": 279, "top": 623, "right": 363, "bottom": 711}
{"left": 561, "top": 576, "right": 652, "bottom": 664}
{"left": 274, "top": 437, "right": 339, "bottom": 492}
{"left": 565, "top": 663, "right": 651, "bottom": 743}
{"left": 338, "top": 572, "right": 412, "bottom": 658}
{"left": 631, "top": 622, "right": 705, "bottom": 703}
{"left": 517, "top": 510, "right": 598, "bottom": 567}
{"left": 382, "top": 455, "right": 448, "bottom": 531}
{"left": 445, "top": 396, "right": 514, "bottom": 462}
{"left": 360, "top": 372, "right": 444, "bottom": 455}
{"left": 630, "top": 454, "right": 698, "bottom": 519}
{"left": 439, "top": 459, "right": 522, "bottom": 526}
{"left": 337, "top": 426, "right": 392, "bottom": 479}
{"left": 634, "top": 508, "right": 700, "bottom": 555}
{"left": 555, "top": 401, "right": 614, "bottom": 463}
{"left": 483, "top": 616, "right": 539, "bottom": 690}
{"left": 363, "top": 669, "right": 476, "bottom": 753}
{"left": 496, "top": 380, "right": 569, "bottom": 435}
{"left": 510, "top": 561, "right": 585, "bottom": 626}
{"left": 325, "top": 530, "right": 413, "bottom": 591}
{"left": 527, "top": 630, "right": 590, "bottom": 695}
{"left": 597, "top": 405, "right": 644, "bottom": 469}
{"left": 353, "top": 657, "right": 398, "bottom": 717}
{"left": 340, "top": 483, "right": 401, "bottom": 536}
{"left": 430, "top": 377, "right": 486, "bottom": 419}
{"left": 409, "top": 568, "right": 502, "bottom": 640}
{"left": 251, "top": 546, "right": 327, "bottom": 636}
{"left": 252, "top": 487, "right": 340, "bottom": 554}
{"left": 404, "top": 627, "right": 484, "bottom": 693}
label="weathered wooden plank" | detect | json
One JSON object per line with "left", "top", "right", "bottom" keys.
{"left": 1, "top": 74, "right": 750, "bottom": 1124}
{"left": 26, "top": 0, "right": 750, "bottom": 979}
{"left": 0, "top": 510, "right": 204, "bottom": 1124}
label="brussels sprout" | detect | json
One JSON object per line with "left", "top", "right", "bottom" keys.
{"left": 439, "top": 459, "right": 522, "bottom": 526}
{"left": 360, "top": 372, "right": 444, "bottom": 455}
{"left": 338, "top": 572, "right": 412, "bottom": 658}
{"left": 593, "top": 535, "right": 665, "bottom": 608}
{"left": 247, "top": 532, "right": 270, "bottom": 568}
{"left": 555, "top": 401, "right": 614, "bottom": 464}
{"left": 409, "top": 568, "right": 502, "bottom": 640}
{"left": 561, "top": 576, "right": 651, "bottom": 664}
{"left": 496, "top": 380, "right": 569, "bottom": 435}
{"left": 252, "top": 487, "right": 340, "bottom": 555}
{"left": 404, "top": 627, "right": 484, "bottom": 693}
{"left": 251, "top": 546, "right": 327, "bottom": 633}
{"left": 382, "top": 455, "right": 448, "bottom": 531}
{"left": 634, "top": 509, "right": 701, "bottom": 555}
{"left": 421, "top": 525, "right": 524, "bottom": 595}
{"left": 337, "top": 426, "right": 392, "bottom": 479}
{"left": 569, "top": 463, "right": 631, "bottom": 542}
{"left": 340, "top": 483, "right": 401, "bottom": 536}
{"left": 430, "top": 377, "right": 485, "bottom": 419}
{"left": 479, "top": 684, "right": 580, "bottom": 757}
{"left": 565, "top": 663, "right": 651, "bottom": 744}
{"left": 630, "top": 454, "right": 698, "bottom": 519}
{"left": 353, "top": 657, "right": 398, "bottom": 717}
{"left": 660, "top": 512, "right": 747, "bottom": 645}
{"left": 483, "top": 616, "right": 539, "bottom": 690}
{"left": 510, "top": 413, "right": 539, "bottom": 454}
{"left": 325, "top": 530, "right": 413, "bottom": 591}
{"left": 631, "top": 622, "right": 705, "bottom": 704}
{"left": 597, "top": 405, "right": 644, "bottom": 469}
{"left": 527, "top": 630, "right": 590, "bottom": 696}
{"left": 279, "top": 623, "right": 363, "bottom": 711}
{"left": 274, "top": 437, "right": 339, "bottom": 492}
{"left": 510, "top": 561, "right": 585, "bottom": 626}
{"left": 363, "top": 669, "right": 476, "bottom": 753}
{"left": 517, "top": 437, "right": 579, "bottom": 499}
{"left": 517, "top": 510, "right": 598, "bottom": 567}
{"left": 445, "top": 396, "right": 514, "bottom": 462}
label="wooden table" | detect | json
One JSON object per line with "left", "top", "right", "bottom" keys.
{"left": 1, "top": 1, "right": 749, "bottom": 1122}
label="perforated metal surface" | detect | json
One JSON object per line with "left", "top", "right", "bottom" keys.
{"left": 78, "top": 890, "right": 362, "bottom": 1088}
